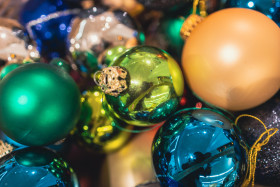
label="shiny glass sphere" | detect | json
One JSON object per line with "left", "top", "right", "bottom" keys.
{"left": 69, "top": 6, "right": 141, "bottom": 74}
{"left": 0, "top": 147, "right": 79, "bottom": 187}
{"left": 103, "top": 46, "right": 184, "bottom": 126}
{"left": 152, "top": 108, "right": 247, "bottom": 186}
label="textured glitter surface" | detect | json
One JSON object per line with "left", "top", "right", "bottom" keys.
{"left": 237, "top": 92, "right": 280, "bottom": 186}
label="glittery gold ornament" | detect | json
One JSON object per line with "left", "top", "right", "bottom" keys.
{"left": 74, "top": 87, "right": 131, "bottom": 153}
{"left": 96, "top": 46, "right": 184, "bottom": 126}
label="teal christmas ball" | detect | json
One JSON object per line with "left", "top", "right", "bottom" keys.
{"left": 0, "top": 63, "right": 81, "bottom": 146}
{"left": 0, "top": 147, "right": 79, "bottom": 186}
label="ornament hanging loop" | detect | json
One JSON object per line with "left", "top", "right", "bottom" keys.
{"left": 235, "top": 114, "right": 278, "bottom": 187}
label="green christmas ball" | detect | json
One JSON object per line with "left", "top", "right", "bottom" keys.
{"left": 74, "top": 87, "right": 131, "bottom": 153}
{"left": 0, "top": 63, "right": 21, "bottom": 80}
{"left": 0, "top": 63, "right": 81, "bottom": 146}
{"left": 97, "top": 46, "right": 184, "bottom": 126}
{"left": 101, "top": 45, "right": 128, "bottom": 66}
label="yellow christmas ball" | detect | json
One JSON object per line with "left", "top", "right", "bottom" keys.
{"left": 74, "top": 87, "right": 131, "bottom": 153}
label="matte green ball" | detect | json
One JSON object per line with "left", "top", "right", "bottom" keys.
{"left": 0, "top": 63, "right": 81, "bottom": 146}
{"left": 106, "top": 46, "right": 184, "bottom": 126}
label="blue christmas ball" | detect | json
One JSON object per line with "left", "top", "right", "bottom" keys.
{"left": 152, "top": 108, "right": 247, "bottom": 186}
{"left": 227, "top": 0, "right": 280, "bottom": 26}
{"left": 0, "top": 147, "right": 78, "bottom": 187}
{"left": 20, "top": 0, "right": 81, "bottom": 60}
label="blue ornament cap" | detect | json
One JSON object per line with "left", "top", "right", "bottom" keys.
{"left": 20, "top": 0, "right": 81, "bottom": 60}
{"left": 152, "top": 108, "right": 247, "bottom": 187}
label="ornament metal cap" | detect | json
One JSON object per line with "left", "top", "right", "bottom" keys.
{"left": 94, "top": 66, "right": 128, "bottom": 97}
{"left": 180, "top": 14, "right": 204, "bottom": 40}
{"left": 0, "top": 140, "right": 13, "bottom": 158}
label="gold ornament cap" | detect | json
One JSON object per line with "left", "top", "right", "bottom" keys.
{"left": 94, "top": 66, "right": 128, "bottom": 97}
{"left": 0, "top": 140, "right": 13, "bottom": 158}
{"left": 180, "top": 14, "right": 204, "bottom": 40}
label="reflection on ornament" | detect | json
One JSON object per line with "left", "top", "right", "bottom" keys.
{"left": 97, "top": 46, "right": 184, "bottom": 126}
{"left": 0, "top": 18, "right": 39, "bottom": 72}
{"left": 0, "top": 63, "right": 81, "bottom": 146}
{"left": 227, "top": 0, "right": 280, "bottom": 26}
{"left": 20, "top": 0, "right": 81, "bottom": 60}
{"left": 101, "top": 45, "right": 127, "bottom": 66}
{"left": 0, "top": 147, "right": 79, "bottom": 186}
{"left": 152, "top": 108, "right": 247, "bottom": 186}
{"left": 237, "top": 93, "right": 280, "bottom": 186}
{"left": 68, "top": 6, "right": 140, "bottom": 74}
{"left": 74, "top": 87, "right": 131, "bottom": 153}
{"left": 182, "top": 8, "right": 280, "bottom": 111}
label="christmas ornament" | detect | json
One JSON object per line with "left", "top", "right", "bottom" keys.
{"left": 69, "top": 6, "right": 141, "bottom": 75}
{"left": 0, "top": 147, "right": 79, "bottom": 186}
{"left": 0, "top": 131, "right": 26, "bottom": 148}
{"left": 0, "top": 18, "right": 39, "bottom": 72}
{"left": 182, "top": 8, "right": 280, "bottom": 111}
{"left": 236, "top": 92, "right": 280, "bottom": 186}
{"left": 0, "top": 63, "right": 21, "bottom": 79}
{"left": 101, "top": 45, "right": 128, "bottom": 66}
{"left": 74, "top": 86, "right": 131, "bottom": 153}
{"left": 103, "top": 128, "right": 158, "bottom": 187}
{"left": 0, "top": 130, "right": 70, "bottom": 154}
{"left": 227, "top": 0, "right": 280, "bottom": 26}
{"left": 0, "top": 63, "right": 81, "bottom": 146}
{"left": 19, "top": 0, "right": 81, "bottom": 60}
{"left": 153, "top": 14, "right": 187, "bottom": 61}
{"left": 50, "top": 58, "right": 71, "bottom": 73}
{"left": 152, "top": 108, "right": 247, "bottom": 186}
{"left": 96, "top": 46, "right": 184, "bottom": 126}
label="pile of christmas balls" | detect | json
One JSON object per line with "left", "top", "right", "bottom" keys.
{"left": 0, "top": 0, "right": 279, "bottom": 186}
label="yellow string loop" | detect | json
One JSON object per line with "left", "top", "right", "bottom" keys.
{"left": 235, "top": 114, "right": 278, "bottom": 187}
{"left": 192, "top": 0, "right": 200, "bottom": 15}
{"left": 192, "top": 0, "right": 207, "bottom": 17}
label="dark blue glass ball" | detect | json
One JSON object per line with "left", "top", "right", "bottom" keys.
{"left": 20, "top": 0, "right": 81, "bottom": 60}
{"left": 152, "top": 108, "right": 247, "bottom": 187}
{"left": 0, "top": 147, "right": 78, "bottom": 187}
